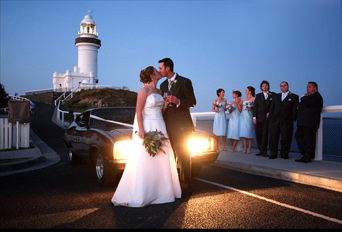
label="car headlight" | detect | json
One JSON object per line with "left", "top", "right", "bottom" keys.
{"left": 188, "top": 137, "right": 215, "bottom": 154}
{"left": 113, "top": 140, "right": 133, "bottom": 160}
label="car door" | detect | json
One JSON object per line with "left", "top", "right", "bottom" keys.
{"left": 71, "top": 111, "right": 90, "bottom": 156}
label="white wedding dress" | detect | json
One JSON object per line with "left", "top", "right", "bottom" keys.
{"left": 111, "top": 93, "right": 181, "bottom": 207}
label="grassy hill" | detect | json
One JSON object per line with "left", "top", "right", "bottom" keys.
{"left": 60, "top": 88, "right": 138, "bottom": 112}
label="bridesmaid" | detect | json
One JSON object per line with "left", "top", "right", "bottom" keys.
{"left": 227, "top": 90, "right": 242, "bottom": 152}
{"left": 238, "top": 86, "right": 256, "bottom": 153}
{"left": 212, "top": 88, "right": 228, "bottom": 150}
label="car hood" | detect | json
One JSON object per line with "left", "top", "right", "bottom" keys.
{"left": 98, "top": 128, "right": 133, "bottom": 142}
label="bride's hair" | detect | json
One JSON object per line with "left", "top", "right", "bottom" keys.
{"left": 140, "top": 66, "right": 154, "bottom": 84}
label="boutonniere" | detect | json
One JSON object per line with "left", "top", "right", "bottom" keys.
{"left": 171, "top": 80, "right": 178, "bottom": 91}
{"left": 267, "top": 92, "right": 272, "bottom": 97}
{"left": 289, "top": 92, "right": 292, "bottom": 96}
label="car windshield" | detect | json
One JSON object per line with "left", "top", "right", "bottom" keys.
{"left": 90, "top": 108, "right": 136, "bottom": 129}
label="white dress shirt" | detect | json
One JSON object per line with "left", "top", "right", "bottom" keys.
{"left": 168, "top": 73, "right": 177, "bottom": 89}
{"left": 168, "top": 73, "right": 180, "bottom": 107}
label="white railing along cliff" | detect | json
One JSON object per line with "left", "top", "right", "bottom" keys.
{"left": 191, "top": 105, "right": 342, "bottom": 161}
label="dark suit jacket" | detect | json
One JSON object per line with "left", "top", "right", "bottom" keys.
{"left": 269, "top": 92, "right": 299, "bottom": 123}
{"left": 296, "top": 91, "right": 323, "bottom": 129}
{"left": 253, "top": 91, "right": 276, "bottom": 123}
{"left": 160, "top": 74, "right": 196, "bottom": 135}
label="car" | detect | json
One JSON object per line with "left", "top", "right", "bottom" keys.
{"left": 64, "top": 107, "right": 220, "bottom": 186}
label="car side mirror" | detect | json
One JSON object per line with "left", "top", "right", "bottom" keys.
{"left": 79, "top": 121, "right": 87, "bottom": 127}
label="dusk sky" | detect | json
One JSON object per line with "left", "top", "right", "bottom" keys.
{"left": 1, "top": 0, "right": 341, "bottom": 114}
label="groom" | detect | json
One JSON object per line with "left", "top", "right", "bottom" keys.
{"left": 159, "top": 58, "right": 196, "bottom": 198}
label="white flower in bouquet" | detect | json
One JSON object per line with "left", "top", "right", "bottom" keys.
{"left": 246, "top": 102, "right": 254, "bottom": 111}
{"left": 226, "top": 103, "right": 233, "bottom": 111}
{"left": 213, "top": 101, "right": 222, "bottom": 108}
{"left": 142, "top": 130, "right": 169, "bottom": 157}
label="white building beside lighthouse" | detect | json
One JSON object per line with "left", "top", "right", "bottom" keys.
{"left": 52, "top": 12, "right": 101, "bottom": 91}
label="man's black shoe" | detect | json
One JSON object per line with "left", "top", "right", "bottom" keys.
{"left": 295, "top": 157, "right": 304, "bottom": 162}
{"left": 302, "top": 156, "right": 312, "bottom": 163}
{"left": 255, "top": 153, "right": 262, "bottom": 156}
{"left": 269, "top": 155, "right": 277, "bottom": 159}
{"left": 302, "top": 151, "right": 312, "bottom": 163}
{"left": 295, "top": 157, "right": 311, "bottom": 163}
{"left": 281, "top": 156, "right": 289, "bottom": 159}
{"left": 262, "top": 153, "right": 269, "bottom": 157}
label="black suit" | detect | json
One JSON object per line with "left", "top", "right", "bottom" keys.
{"left": 253, "top": 91, "right": 275, "bottom": 156}
{"left": 295, "top": 91, "right": 323, "bottom": 159}
{"left": 160, "top": 74, "right": 196, "bottom": 191}
{"left": 268, "top": 92, "right": 299, "bottom": 158}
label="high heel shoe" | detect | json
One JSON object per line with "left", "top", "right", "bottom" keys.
{"left": 246, "top": 148, "right": 251, "bottom": 154}
{"left": 243, "top": 149, "right": 247, "bottom": 154}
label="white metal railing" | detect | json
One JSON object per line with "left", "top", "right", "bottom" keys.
{"left": 55, "top": 101, "right": 80, "bottom": 124}
{"left": 191, "top": 105, "right": 342, "bottom": 161}
{"left": 54, "top": 87, "right": 75, "bottom": 106}
{"left": 314, "top": 105, "right": 342, "bottom": 160}
{"left": 9, "top": 95, "right": 32, "bottom": 103}
{"left": 25, "top": 88, "right": 65, "bottom": 95}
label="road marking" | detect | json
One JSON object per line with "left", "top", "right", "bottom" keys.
{"left": 195, "top": 178, "right": 342, "bottom": 225}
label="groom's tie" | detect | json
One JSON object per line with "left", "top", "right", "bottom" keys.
{"left": 168, "top": 80, "right": 171, "bottom": 90}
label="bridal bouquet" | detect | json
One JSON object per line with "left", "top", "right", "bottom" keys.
{"left": 226, "top": 103, "right": 233, "bottom": 111}
{"left": 142, "top": 130, "right": 169, "bottom": 157}
{"left": 246, "top": 102, "right": 254, "bottom": 111}
{"left": 213, "top": 101, "right": 223, "bottom": 108}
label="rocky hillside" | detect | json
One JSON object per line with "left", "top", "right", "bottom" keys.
{"left": 58, "top": 88, "right": 137, "bottom": 112}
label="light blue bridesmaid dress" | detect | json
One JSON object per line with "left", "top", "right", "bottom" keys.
{"left": 213, "top": 103, "right": 227, "bottom": 136}
{"left": 227, "top": 105, "right": 240, "bottom": 140}
{"left": 238, "top": 101, "right": 255, "bottom": 139}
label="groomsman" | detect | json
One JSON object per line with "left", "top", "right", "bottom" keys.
{"left": 295, "top": 81, "right": 323, "bottom": 163}
{"left": 268, "top": 81, "right": 299, "bottom": 159}
{"left": 253, "top": 80, "right": 275, "bottom": 157}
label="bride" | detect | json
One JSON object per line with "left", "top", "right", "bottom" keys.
{"left": 111, "top": 66, "right": 181, "bottom": 207}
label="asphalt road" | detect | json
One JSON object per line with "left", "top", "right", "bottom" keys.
{"left": 0, "top": 102, "right": 341, "bottom": 229}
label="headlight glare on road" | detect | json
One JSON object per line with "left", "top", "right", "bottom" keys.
{"left": 113, "top": 140, "right": 132, "bottom": 160}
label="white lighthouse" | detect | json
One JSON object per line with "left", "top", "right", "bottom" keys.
{"left": 76, "top": 13, "right": 101, "bottom": 79}
{"left": 52, "top": 12, "right": 101, "bottom": 91}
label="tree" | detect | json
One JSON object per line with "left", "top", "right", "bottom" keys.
{"left": 0, "top": 83, "right": 10, "bottom": 108}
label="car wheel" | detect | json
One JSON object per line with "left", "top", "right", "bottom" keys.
{"left": 191, "top": 164, "right": 202, "bottom": 177}
{"left": 68, "top": 148, "right": 80, "bottom": 165}
{"left": 95, "top": 152, "right": 119, "bottom": 186}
